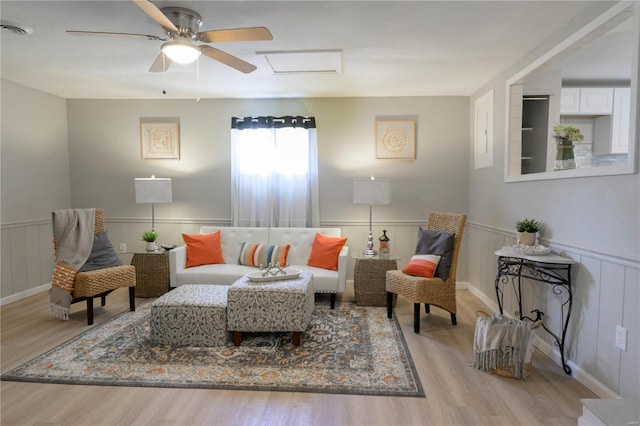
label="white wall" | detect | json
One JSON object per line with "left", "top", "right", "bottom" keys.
{"left": 1, "top": 80, "right": 70, "bottom": 300}
{"left": 466, "top": 4, "right": 640, "bottom": 400}
{"left": 1, "top": 79, "right": 71, "bottom": 222}
{"left": 65, "top": 97, "right": 469, "bottom": 224}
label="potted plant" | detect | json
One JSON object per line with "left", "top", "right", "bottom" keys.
{"left": 515, "top": 218, "right": 540, "bottom": 246}
{"left": 553, "top": 124, "right": 584, "bottom": 171}
{"left": 141, "top": 230, "right": 159, "bottom": 251}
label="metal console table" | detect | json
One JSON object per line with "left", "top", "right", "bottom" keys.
{"left": 494, "top": 246, "right": 575, "bottom": 375}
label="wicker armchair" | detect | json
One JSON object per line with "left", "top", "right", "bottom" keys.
{"left": 53, "top": 208, "right": 135, "bottom": 325}
{"left": 386, "top": 212, "right": 466, "bottom": 332}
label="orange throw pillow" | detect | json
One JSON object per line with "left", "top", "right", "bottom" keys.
{"left": 307, "top": 233, "right": 348, "bottom": 271}
{"left": 402, "top": 255, "right": 441, "bottom": 278}
{"left": 182, "top": 231, "right": 225, "bottom": 268}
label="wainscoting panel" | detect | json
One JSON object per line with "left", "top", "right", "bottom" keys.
{"left": 466, "top": 221, "right": 639, "bottom": 400}
{"left": 1, "top": 221, "right": 53, "bottom": 301}
{"left": 1, "top": 217, "right": 468, "bottom": 303}
{"left": 595, "top": 261, "right": 624, "bottom": 392}
{"left": 620, "top": 267, "right": 639, "bottom": 398}
{"left": 573, "top": 255, "right": 601, "bottom": 373}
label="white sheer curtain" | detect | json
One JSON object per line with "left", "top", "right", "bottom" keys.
{"left": 231, "top": 116, "right": 319, "bottom": 227}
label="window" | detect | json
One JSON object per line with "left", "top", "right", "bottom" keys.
{"left": 231, "top": 116, "right": 319, "bottom": 227}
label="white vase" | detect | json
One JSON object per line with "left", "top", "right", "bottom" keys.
{"left": 146, "top": 241, "right": 158, "bottom": 251}
{"left": 516, "top": 231, "right": 536, "bottom": 246}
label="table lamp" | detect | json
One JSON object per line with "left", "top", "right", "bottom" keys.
{"left": 353, "top": 177, "right": 391, "bottom": 256}
{"left": 135, "top": 176, "right": 173, "bottom": 231}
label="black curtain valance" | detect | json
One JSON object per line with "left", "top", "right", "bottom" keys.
{"left": 231, "top": 116, "right": 316, "bottom": 130}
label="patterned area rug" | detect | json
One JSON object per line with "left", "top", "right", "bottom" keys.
{"left": 2, "top": 302, "right": 424, "bottom": 397}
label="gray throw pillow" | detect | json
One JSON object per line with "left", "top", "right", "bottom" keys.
{"left": 415, "top": 227, "right": 455, "bottom": 280}
{"left": 79, "top": 231, "right": 123, "bottom": 272}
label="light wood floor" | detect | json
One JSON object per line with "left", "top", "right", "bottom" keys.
{"left": 1, "top": 287, "right": 596, "bottom": 426}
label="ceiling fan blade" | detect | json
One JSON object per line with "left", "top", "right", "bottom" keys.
{"left": 132, "top": 0, "right": 179, "bottom": 33}
{"left": 200, "top": 45, "right": 257, "bottom": 74}
{"left": 66, "top": 30, "right": 164, "bottom": 41}
{"left": 149, "top": 53, "right": 173, "bottom": 72}
{"left": 198, "top": 27, "right": 273, "bottom": 43}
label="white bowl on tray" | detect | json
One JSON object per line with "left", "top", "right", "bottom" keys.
{"left": 511, "top": 244, "right": 552, "bottom": 256}
{"left": 246, "top": 268, "right": 302, "bottom": 283}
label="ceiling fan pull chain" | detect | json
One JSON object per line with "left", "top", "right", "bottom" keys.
{"left": 196, "top": 56, "right": 201, "bottom": 102}
{"left": 162, "top": 54, "right": 167, "bottom": 95}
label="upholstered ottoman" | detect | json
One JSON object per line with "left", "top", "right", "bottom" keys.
{"left": 227, "top": 272, "right": 314, "bottom": 346}
{"left": 151, "top": 284, "right": 229, "bottom": 347}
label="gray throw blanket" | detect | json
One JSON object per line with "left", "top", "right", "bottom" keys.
{"left": 50, "top": 209, "right": 95, "bottom": 320}
{"left": 472, "top": 313, "right": 533, "bottom": 379}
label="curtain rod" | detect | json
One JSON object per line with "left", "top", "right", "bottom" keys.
{"left": 231, "top": 116, "right": 316, "bottom": 129}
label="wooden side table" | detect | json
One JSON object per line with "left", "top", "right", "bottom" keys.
{"left": 131, "top": 251, "right": 170, "bottom": 297}
{"left": 353, "top": 255, "right": 399, "bottom": 306}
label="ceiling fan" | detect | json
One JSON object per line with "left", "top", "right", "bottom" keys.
{"left": 67, "top": 0, "right": 272, "bottom": 74}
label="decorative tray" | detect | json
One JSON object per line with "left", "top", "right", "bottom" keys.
{"left": 247, "top": 269, "right": 302, "bottom": 283}
{"left": 511, "top": 244, "right": 552, "bottom": 256}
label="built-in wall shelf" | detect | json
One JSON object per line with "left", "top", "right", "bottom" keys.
{"left": 521, "top": 95, "right": 549, "bottom": 174}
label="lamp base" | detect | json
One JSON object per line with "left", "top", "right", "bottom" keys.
{"left": 362, "top": 248, "right": 378, "bottom": 257}
{"left": 363, "top": 229, "right": 377, "bottom": 257}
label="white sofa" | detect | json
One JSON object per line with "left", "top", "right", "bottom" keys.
{"left": 169, "top": 226, "right": 348, "bottom": 308}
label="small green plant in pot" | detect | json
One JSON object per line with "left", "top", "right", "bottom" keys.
{"left": 553, "top": 124, "right": 584, "bottom": 145}
{"left": 141, "top": 230, "right": 159, "bottom": 251}
{"left": 515, "top": 218, "right": 540, "bottom": 246}
{"left": 553, "top": 124, "right": 583, "bottom": 170}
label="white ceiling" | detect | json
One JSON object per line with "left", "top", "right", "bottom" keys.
{"left": 0, "top": 1, "right": 604, "bottom": 100}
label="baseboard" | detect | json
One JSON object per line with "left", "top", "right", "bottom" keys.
{"left": 465, "top": 282, "right": 620, "bottom": 400}
{"left": 464, "top": 282, "right": 501, "bottom": 313}
{"left": 456, "top": 280, "right": 469, "bottom": 290}
{"left": 1, "top": 282, "right": 50, "bottom": 306}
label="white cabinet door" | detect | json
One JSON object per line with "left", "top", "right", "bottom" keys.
{"left": 611, "top": 88, "right": 631, "bottom": 153}
{"left": 579, "top": 88, "right": 614, "bottom": 114}
{"left": 560, "top": 88, "right": 580, "bottom": 114}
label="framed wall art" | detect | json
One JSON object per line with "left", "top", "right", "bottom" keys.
{"left": 375, "top": 119, "right": 416, "bottom": 160}
{"left": 140, "top": 121, "right": 180, "bottom": 160}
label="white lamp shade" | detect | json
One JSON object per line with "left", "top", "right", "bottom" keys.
{"left": 135, "top": 178, "right": 173, "bottom": 204}
{"left": 353, "top": 178, "right": 391, "bottom": 205}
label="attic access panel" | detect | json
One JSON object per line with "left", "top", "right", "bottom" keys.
{"left": 258, "top": 50, "right": 342, "bottom": 74}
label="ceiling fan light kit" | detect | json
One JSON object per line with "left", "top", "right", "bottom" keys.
{"left": 67, "top": 0, "right": 273, "bottom": 76}
{"left": 161, "top": 37, "right": 201, "bottom": 64}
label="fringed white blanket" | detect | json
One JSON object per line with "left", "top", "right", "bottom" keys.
{"left": 50, "top": 209, "right": 95, "bottom": 320}
{"left": 472, "top": 313, "right": 533, "bottom": 379}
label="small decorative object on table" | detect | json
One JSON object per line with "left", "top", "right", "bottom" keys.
{"left": 259, "top": 262, "right": 286, "bottom": 277}
{"left": 553, "top": 124, "right": 583, "bottom": 171}
{"left": 247, "top": 269, "right": 302, "bottom": 283}
{"left": 141, "top": 230, "right": 159, "bottom": 251}
{"left": 378, "top": 230, "right": 390, "bottom": 255}
{"left": 510, "top": 244, "right": 552, "bottom": 256}
{"left": 515, "top": 218, "right": 540, "bottom": 246}
{"left": 248, "top": 263, "right": 301, "bottom": 282}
